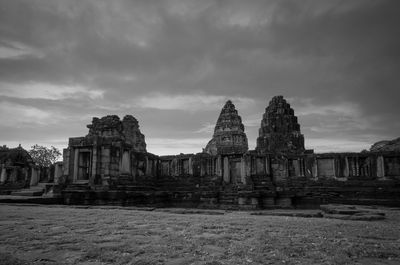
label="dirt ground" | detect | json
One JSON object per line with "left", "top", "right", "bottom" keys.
{"left": 0, "top": 204, "right": 399, "bottom": 265}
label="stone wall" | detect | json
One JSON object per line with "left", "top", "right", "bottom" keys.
{"left": 62, "top": 150, "right": 400, "bottom": 208}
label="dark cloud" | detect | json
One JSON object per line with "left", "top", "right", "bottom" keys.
{"left": 0, "top": 0, "right": 399, "bottom": 154}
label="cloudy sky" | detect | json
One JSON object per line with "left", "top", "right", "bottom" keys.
{"left": 0, "top": 0, "right": 399, "bottom": 155}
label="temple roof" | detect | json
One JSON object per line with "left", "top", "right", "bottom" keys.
{"left": 204, "top": 100, "right": 248, "bottom": 155}
{"left": 256, "top": 95, "right": 305, "bottom": 154}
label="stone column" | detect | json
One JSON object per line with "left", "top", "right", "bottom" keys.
{"left": 223, "top": 156, "right": 230, "bottom": 183}
{"left": 23, "top": 167, "right": 29, "bottom": 184}
{"left": 332, "top": 158, "right": 336, "bottom": 177}
{"left": 172, "top": 158, "right": 178, "bottom": 176}
{"left": 355, "top": 157, "right": 359, "bottom": 176}
{"left": 30, "top": 167, "right": 38, "bottom": 186}
{"left": 312, "top": 159, "right": 318, "bottom": 179}
{"left": 54, "top": 164, "right": 60, "bottom": 184}
{"left": 250, "top": 156, "right": 256, "bottom": 176}
{"left": 188, "top": 157, "right": 193, "bottom": 175}
{"left": 62, "top": 148, "right": 70, "bottom": 176}
{"left": 73, "top": 149, "right": 79, "bottom": 182}
{"left": 265, "top": 157, "right": 270, "bottom": 175}
{"left": 92, "top": 147, "right": 98, "bottom": 178}
{"left": 145, "top": 156, "right": 151, "bottom": 175}
{"left": 343, "top": 157, "right": 349, "bottom": 178}
{"left": 47, "top": 167, "right": 52, "bottom": 182}
{"left": 101, "top": 147, "right": 111, "bottom": 186}
{"left": 216, "top": 156, "right": 222, "bottom": 177}
{"left": 102, "top": 148, "right": 110, "bottom": 176}
{"left": 0, "top": 166, "right": 6, "bottom": 183}
{"left": 240, "top": 157, "right": 246, "bottom": 184}
{"left": 376, "top": 156, "right": 385, "bottom": 180}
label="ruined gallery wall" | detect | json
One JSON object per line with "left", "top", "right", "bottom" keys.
{"left": 152, "top": 151, "right": 400, "bottom": 182}
{"left": 63, "top": 143, "right": 400, "bottom": 185}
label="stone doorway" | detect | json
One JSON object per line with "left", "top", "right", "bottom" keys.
{"left": 230, "top": 160, "right": 241, "bottom": 183}
{"left": 77, "top": 151, "right": 91, "bottom": 181}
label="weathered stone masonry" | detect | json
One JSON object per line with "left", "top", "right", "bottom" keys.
{"left": 0, "top": 145, "right": 52, "bottom": 194}
{"left": 62, "top": 96, "right": 400, "bottom": 208}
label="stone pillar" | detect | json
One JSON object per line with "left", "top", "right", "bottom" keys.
{"left": 223, "top": 156, "right": 230, "bottom": 183}
{"left": 47, "top": 167, "right": 52, "bottom": 182}
{"left": 265, "top": 157, "right": 270, "bottom": 175}
{"left": 171, "top": 158, "right": 178, "bottom": 176}
{"left": 22, "top": 167, "right": 29, "bottom": 185}
{"left": 102, "top": 148, "right": 110, "bottom": 176}
{"left": 92, "top": 147, "right": 98, "bottom": 178}
{"left": 54, "top": 164, "right": 60, "bottom": 184}
{"left": 63, "top": 148, "right": 70, "bottom": 176}
{"left": 0, "top": 166, "right": 6, "bottom": 183}
{"left": 240, "top": 157, "right": 246, "bottom": 184}
{"left": 216, "top": 156, "right": 222, "bottom": 177}
{"left": 332, "top": 158, "right": 336, "bottom": 177}
{"left": 344, "top": 157, "right": 349, "bottom": 178}
{"left": 188, "top": 157, "right": 193, "bottom": 175}
{"left": 199, "top": 159, "right": 204, "bottom": 176}
{"left": 377, "top": 156, "right": 385, "bottom": 179}
{"left": 312, "top": 159, "right": 318, "bottom": 179}
{"left": 355, "top": 157, "right": 359, "bottom": 176}
{"left": 250, "top": 156, "right": 256, "bottom": 175}
{"left": 73, "top": 149, "right": 79, "bottom": 182}
{"left": 30, "top": 167, "right": 38, "bottom": 186}
{"left": 145, "top": 156, "right": 150, "bottom": 175}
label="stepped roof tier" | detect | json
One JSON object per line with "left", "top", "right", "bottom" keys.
{"left": 204, "top": 100, "right": 248, "bottom": 155}
{"left": 256, "top": 96, "right": 305, "bottom": 154}
{"left": 370, "top": 137, "right": 400, "bottom": 152}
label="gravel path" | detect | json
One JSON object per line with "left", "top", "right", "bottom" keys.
{"left": 0, "top": 204, "right": 399, "bottom": 265}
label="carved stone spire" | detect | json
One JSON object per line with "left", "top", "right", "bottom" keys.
{"left": 256, "top": 96, "right": 305, "bottom": 154}
{"left": 204, "top": 100, "right": 248, "bottom": 155}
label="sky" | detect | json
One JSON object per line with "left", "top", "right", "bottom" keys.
{"left": 0, "top": 0, "right": 399, "bottom": 155}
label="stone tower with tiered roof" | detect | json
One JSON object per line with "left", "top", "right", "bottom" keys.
{"left": 256, "top": 96, "right": 305, "bottom": 154}
{"left": 204, "top": 100, "right": 248, "bottom": 155}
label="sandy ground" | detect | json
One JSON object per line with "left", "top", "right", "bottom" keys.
{"left": 0, "top": 204, "right": 399, "bottom": 265}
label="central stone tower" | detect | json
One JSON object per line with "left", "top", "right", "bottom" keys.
{"left": 204, "top": 100, "right": 248, "bottom": 155}
{"left": 256, "top": 96, "right": 305, "bottom": 154}
{"left": 87, "top": 115, "right": 147, "bottom": 153}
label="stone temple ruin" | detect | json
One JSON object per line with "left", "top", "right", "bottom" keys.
{"left": 4, "top": 96, "right": 400, "bottom": 208}
{"left": 55, "top": 95, "right": 400, "bottom": 208}
{"left": 204, "top": 100, "right": 248, "bottom": 156}
{"left": 256, "top": 96, "right": 305, "bottom": 155}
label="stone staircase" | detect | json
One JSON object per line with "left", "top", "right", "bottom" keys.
{"left": 218, "top": 185, "right": 239, "bottom": 208}
{"left": 0, "top": 183, "right": 26, "bottom": 195}
{"left": 251, "top": 175, "right": 276, "bottom": 192}
{"left": 10, "top": 182, "right": 52, "bottom": 196}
